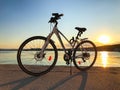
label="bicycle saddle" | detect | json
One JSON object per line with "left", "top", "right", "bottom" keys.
{"left": 75, "top": 27, "right": 86, "bottom": 33}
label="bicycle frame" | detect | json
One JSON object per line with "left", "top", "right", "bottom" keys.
{"left": 41, "top": 24, "right": 76, "bottom": 55}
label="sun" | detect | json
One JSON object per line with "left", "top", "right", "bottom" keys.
{"left": 98, "top": 35, "right": 110, "bottom": 44}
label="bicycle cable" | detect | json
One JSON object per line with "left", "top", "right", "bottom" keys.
{"left": 50, "top": 23, "right": 53, "bottom": 33}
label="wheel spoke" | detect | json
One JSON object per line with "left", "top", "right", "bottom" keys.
{"left": 17, "top": 36, "right": 57, "bottom": 76}
{"left": 73, "top": 40, "right": 97, "bottom": 70}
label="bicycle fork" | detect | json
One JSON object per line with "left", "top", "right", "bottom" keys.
{"left": 39, "top": 31, "right": 54, "bottom": 59}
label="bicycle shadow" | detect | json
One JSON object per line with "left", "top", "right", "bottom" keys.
{"left": 49, "top": 71, "right": 88, "bottom": 90}
{"left": 0, "top": 71, "right": 88, "bottom": 90}
{"left": 0, "top": 76, "right": 38, "bottom": 90}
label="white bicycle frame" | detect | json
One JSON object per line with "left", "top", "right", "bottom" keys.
{"left": 40, "top": 22, "right": 89, "bottom": 59}
{"left": 41, "top": 25, "right": 75, "bottom": 55}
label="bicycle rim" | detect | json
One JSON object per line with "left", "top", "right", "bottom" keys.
{"left": 73, "top": 40, "right": 97, "bottom": 71}
{"left": 17, "top": 36, "right": 58, "bottom": 76}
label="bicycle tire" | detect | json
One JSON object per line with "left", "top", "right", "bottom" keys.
{"left": 17, "top": 36, "right": 58, "bottom": 76}
{"left": 73, "top": 40, "right": 97, "bottom": 71}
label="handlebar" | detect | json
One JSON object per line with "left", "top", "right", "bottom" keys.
{"left": 52, "top": 13, "right": 63, "bottom": 18}
{"left": 49, "top": 13, "right": 63, "bottom": 23}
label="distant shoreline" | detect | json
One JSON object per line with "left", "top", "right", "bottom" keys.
{"left": 0, "top": 44, "right": 120, "bottom": 52}
{"left": 0, "top": 49, "right": 120, "bottom": 52}
{"left": 97, "top": 44, "right": 120, "bottom": 52}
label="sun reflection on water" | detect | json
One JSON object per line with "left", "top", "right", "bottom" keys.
{"left": 100, "top": 51, "right": 108, "bottom": 67}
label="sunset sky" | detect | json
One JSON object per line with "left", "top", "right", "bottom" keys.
{"left": 0, "top": 0, "right": 120, "bottom": 48}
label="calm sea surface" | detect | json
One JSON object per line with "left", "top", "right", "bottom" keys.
{"left": 0, "top": 51, "right": 120, "bottom": 67}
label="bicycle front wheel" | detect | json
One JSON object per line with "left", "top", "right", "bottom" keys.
{"left": 73, "top": 40, "right": 97, "bottom": 71}
{"left": 17, "top": 36, "right": 58, "bottom": 76}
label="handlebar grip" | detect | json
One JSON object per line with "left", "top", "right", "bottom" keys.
{"left": 59, "top": 14, "right": 64, "bottom": 16}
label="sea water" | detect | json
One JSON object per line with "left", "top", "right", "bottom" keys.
{"left": 0, "top": 51, "right": 120, "bottom": 67}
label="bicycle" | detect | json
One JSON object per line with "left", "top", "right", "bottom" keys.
{"left": 17, "top": 13, "right": 97, "bottom": 76}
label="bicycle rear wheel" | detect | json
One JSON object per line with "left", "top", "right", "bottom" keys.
{"left": 73, "top": 40, "right": 97, "bottom": 71}
{"left": 17, "top": 36, "right": 58, "bottom": 76}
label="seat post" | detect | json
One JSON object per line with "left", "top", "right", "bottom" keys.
{"left": 76, "top": 32, "right": 81, "bottom": 39}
